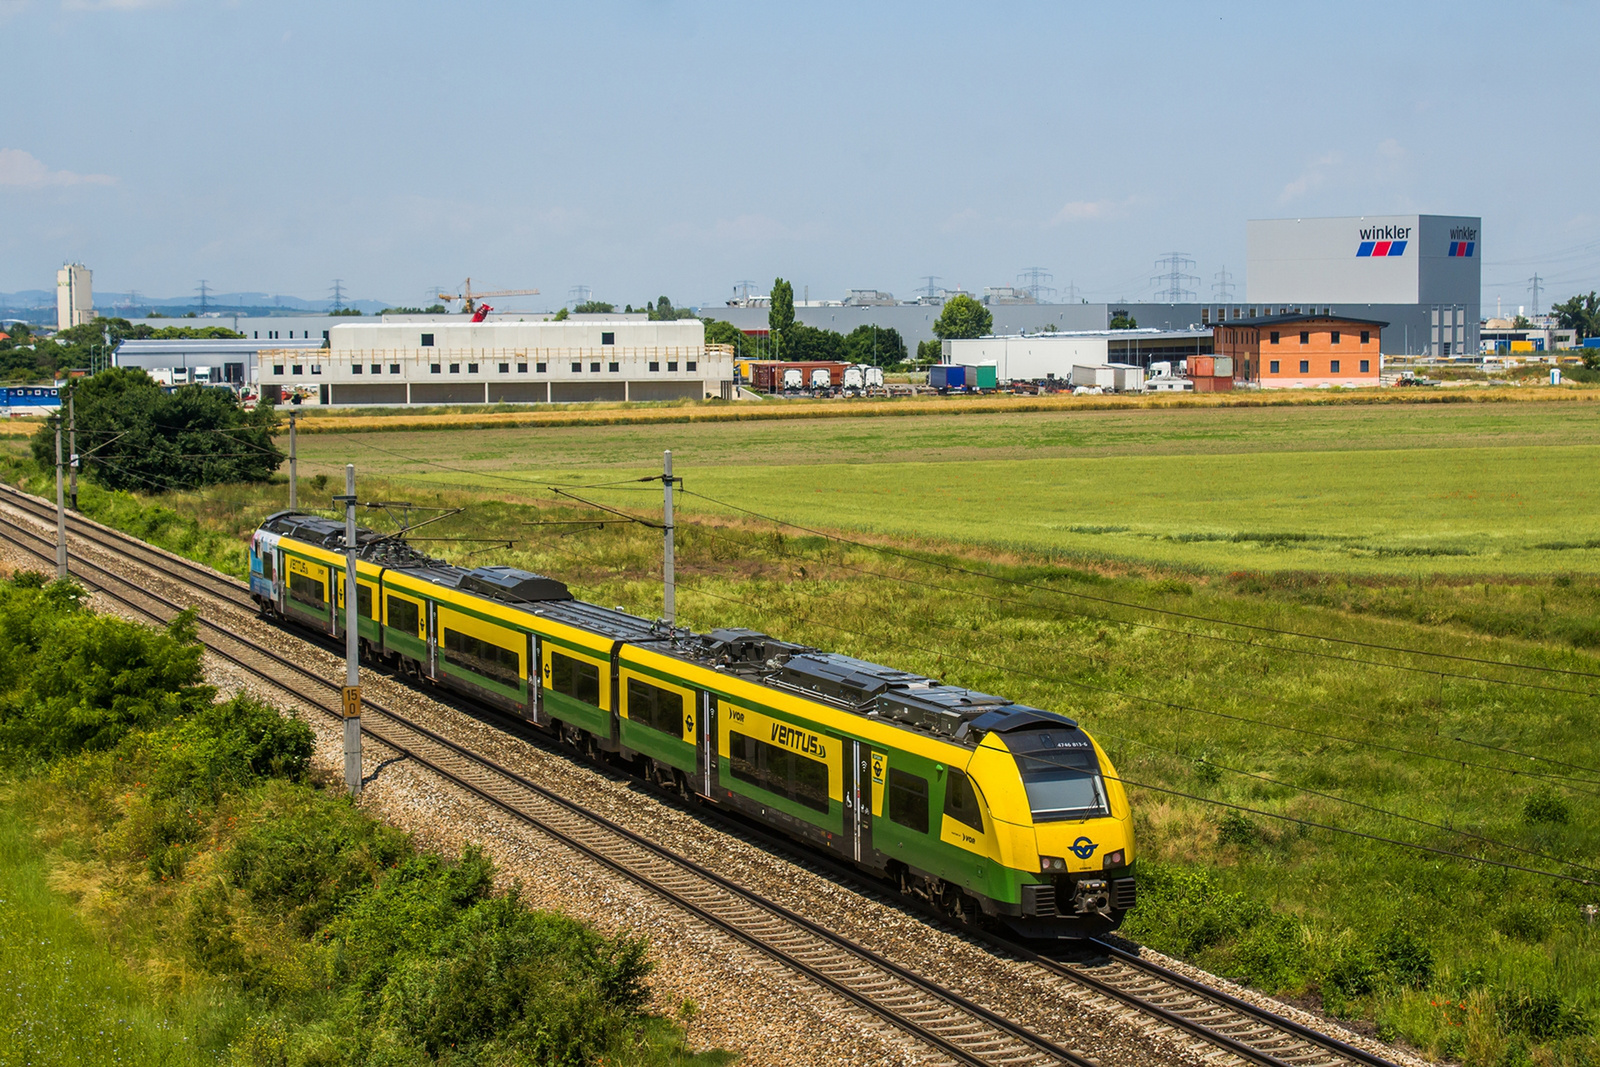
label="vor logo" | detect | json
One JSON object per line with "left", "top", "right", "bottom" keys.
{"left": 1069, "top": 836, "right": 1098, "bottom": 860}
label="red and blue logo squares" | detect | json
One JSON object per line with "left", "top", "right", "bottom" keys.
{"left": 1448, "top": 241, "right": 1475, "bottom": 257}
{"left": 1357, "top": 241, "right": 1407, "bottom": 257}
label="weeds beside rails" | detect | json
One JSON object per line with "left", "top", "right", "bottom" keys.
{"left": 0, "top": 573, "right": 727, "bottom": 1067}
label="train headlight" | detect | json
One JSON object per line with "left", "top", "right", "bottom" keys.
{"left": 1040, "top": 855, "right": 1067, "bottom": 872}
{"left": 1102, "top": 849, "right": 1125, "bottom": 869}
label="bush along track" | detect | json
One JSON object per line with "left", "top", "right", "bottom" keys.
{"left": 0, "top": 572, "right": 726, "bottom": 1067}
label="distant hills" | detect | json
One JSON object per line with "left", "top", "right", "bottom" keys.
{"left": 0, "top": 289, "right": 396, "bottom": 323}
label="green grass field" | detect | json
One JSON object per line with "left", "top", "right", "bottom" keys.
{"left": 287, "top": 400, "right": 1600, "bottom": 576}
{"left": 0, "top": 790, "right": 246, "bottom": 1067}
{"left": 4, "top": 395, "right": 1599, "bottom": 1066}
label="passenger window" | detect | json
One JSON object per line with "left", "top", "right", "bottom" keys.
{"left": 627, "top": 677, "right": 685, "bottom": 737}
{"left": 356, "top": 584, "right": 373, "bottom": 619}
{"left": 551, "top": 652, "right": 601, "bottom": 707}
{"left": 386, "top": 596, "right": 420, "bottom": 636}
{"left": 944, "top": 769, "right": 984, "bottom": 833}
{"left": 288, "top": 570, "right": 325, "bottom": 608}
{"left": 887, "top": 768, "right": 929, "bottom": 833}
{"left": 729, "top": 730, "right": 829, "bottom": 813}
{"left": 443, "top": 628, "right": 521, "bottom": 688}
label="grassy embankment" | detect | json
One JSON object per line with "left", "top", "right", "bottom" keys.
{"left": 2, "top": 398, "right": 1598, "bottom": 1066}
{"left": 0, "top": 574, "right": 725, "bottom": 1067}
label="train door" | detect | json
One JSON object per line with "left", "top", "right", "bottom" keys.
{"left": 326, "top": 565, "right": 338, "bottom": 636}
{"left": 847, "top": 739, "right": 872, "bottom": 863}
{"left": 527, "top": 634, "right": 544, "bottom": 725}
{"left": 426, "top": 601, "right": 438, "bottom": 679}
{"left": 273, "top": 546, "right": 287, "bottom": 614}
{"left": 697, "top": 692, "right": 718, "bottom": 799}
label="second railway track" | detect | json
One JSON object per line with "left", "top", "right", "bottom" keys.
{"left": 0, "top": 496, "right": 1093, "bottom": 1067}
{"left": 0, "top": 487, "right": 1407, "bottom": 1067}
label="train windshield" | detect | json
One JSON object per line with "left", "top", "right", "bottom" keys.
{"left": 1015, "top": 749, "right": 1109, "bottom": 822}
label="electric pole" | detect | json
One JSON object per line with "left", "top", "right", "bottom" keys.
{"left": 336, "top": 464, "right": 362, "bottom": 795}
{"left": 67, "top": 385, "right": 78, "bottom": 510}
{"left": 53, "top": 416, "right": 67, "bottom": 578}
{"left": 288, "top": 410, "right": 298, "bottom": 509}
{"left": 1527, "top": 274, "right": 1544, "bottom": 317}
{"left": 662, "top": 451, "right": 676, "bottom": 625}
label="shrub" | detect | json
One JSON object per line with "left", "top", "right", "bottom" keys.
{"left": 1218, "top": 809, "right": 1261, "bottom": 846}
{"left": 1376, "top": 922, "right": 1435, "bottom": 990}
{"left": 0, "top": 585, "right": 210, "bottom": 761}
{"left": 225, "top": 781, "right": 412, "bottom": 934}
{"left": 1495, "top": 988, "right": 1593, "bottom": 1039}
{"left": 1321, "top": 938, "right": 1379, "bottom": 999}
{"left": 1493, "top": 901, "right": 1552, "bottom": 943}
{"left": 1227, "top": 913, "right": 1310, "bottom": 990}
{"left": 149, "top": 696, "right": 314, "bottom": 805}
{"left": 1522, "top": 788, "right": 1570, "bottom": 825}
{"left": 1118, "top": 862, "right": 1269, "bottom": 957}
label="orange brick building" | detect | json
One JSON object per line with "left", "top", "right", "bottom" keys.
{"left": 1212, "top": 313, "right": 1386, "bottom": 389}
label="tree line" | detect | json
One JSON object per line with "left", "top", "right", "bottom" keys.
{"left": 0, "top": 317, "right": 244, "bottom": 382}
{"left": 699, "top": 278, "right": 1000, "bottom": 367}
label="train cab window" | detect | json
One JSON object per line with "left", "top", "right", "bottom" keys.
{"left": 288, "top": 570, "right": 325, "bottom": 608}
{"left": 1015, "top": 748, "right": 1109, "bottom": 823}
{"left": 550, "top": 652, "right": 601, "bottom": 707}
{"left": 259, "top": 552, "right": 274, "bottom": 581}
{"left": 386, "top": 596, "right": 420, "bottom": 636}
{"left": 943, "top": 769, "right": 985, "bottom": 833}
{"left": 729, "top": 730, "right": 829, "bottom": 813}
{"left": 443, "top": 628, "right": 521, "bottom": 688}
{"left": 887, "top": 769, "right": 929, "bottom": 833}
{"left": 626, "top": 678, "right": 685, "bottom": 737}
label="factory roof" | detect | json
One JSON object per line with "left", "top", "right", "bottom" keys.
{"left": 1214, "top": 313, "right": 1390, "bottom": 329}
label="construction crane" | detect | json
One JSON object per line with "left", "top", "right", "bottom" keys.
{"left": 439, "top": 277, "right": 540, "bottom": 315}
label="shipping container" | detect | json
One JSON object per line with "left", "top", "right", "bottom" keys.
{"left": 1072, "top": 365, "right": 1116, "bottom": 389}
{"left": 929, "top": 365, "right": 967, "bottom": 389}
{"left": 1213, "top": 356, "right": 1234, "bottom": 377}
{"left": 1108, "top": 363, "right": 1145, "bottom": 392}
{"left": 959, "top": 363, "right": 998, "bottom": 389}
{"left": 1190, "top": 355, "right": 1215, "bottom": 377}
{"left": 750, "top": 361, "right": 851, "bottom": 393}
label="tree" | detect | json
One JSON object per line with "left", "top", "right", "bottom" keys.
{"left": 702, "top": 319, "right": 746, "bottom": 348}
{"left": 552, "top": 308, "right": 569, "bottom": 321}
{"left": 786, "top": 324, "right": 846, "bottom": 363}
{"left": 843, "top": 324, "right": 907, "bottom": 367}
{"left": 30, "top": 368, "right": 283, "bottom": 492}
{"left": 571, "top": 301, "right": 615, "bottom": 314}
{"left": 931, "top": 294, "right": 992, "bottom": 340}
{"left": 1551, "top": 291, "right": 1600, "bottom": 339}
{"left": 646, "top": 296, "right": 696, "bottom": 321}
{"left": 1109, "top": 311, "right": 1138, "bottom": 329}
{"left": 915, "top": 339, "right": 943, "bottom": 366}
{"left": 1512, "top": 314, "right": 1532, "bottom": 329}
{"left": 768, "top": 278, "right": 795, "bottom": 357}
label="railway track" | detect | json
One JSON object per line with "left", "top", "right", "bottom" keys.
{"left": 0, "top": 487, "right": 1405, "bottom": 1067}
{"left": 0, "top": 495, "right": 1092, "bottom": 1067}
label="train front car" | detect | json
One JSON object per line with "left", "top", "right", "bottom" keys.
{"left": 962, "top": 709, "right": 1136, "bottom": 938}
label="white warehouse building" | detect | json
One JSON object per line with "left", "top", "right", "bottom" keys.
{"left": 942, "top": 329, "right": 1213, "bottom": 381}
{"left": 261, "top": 319, "right": 735, "bottom": 405}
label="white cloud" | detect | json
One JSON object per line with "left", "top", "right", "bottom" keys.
{"left": 0, "top": 148, "right": 115, "bottom": 188}
{"left": 1048, "top": 197, "right": 1138, "bottom": 225}
{"left": 1278, "top": 152, "right": 1341, "bottom": 203}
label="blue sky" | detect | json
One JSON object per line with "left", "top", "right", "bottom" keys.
{"left": 3, "top": 0, "right": 1597, "bottom": 312}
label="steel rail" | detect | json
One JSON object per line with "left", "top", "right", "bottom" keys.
{"left": 0, "top": 507, "right": 1091, "bottom": 1067}
{"left": 0, "top": 490, "right": 1409, "bottom": 1067}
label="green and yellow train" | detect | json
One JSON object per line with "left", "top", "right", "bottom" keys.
{"left": 249, "top": 511, "right": 1137, "bottom": 937}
